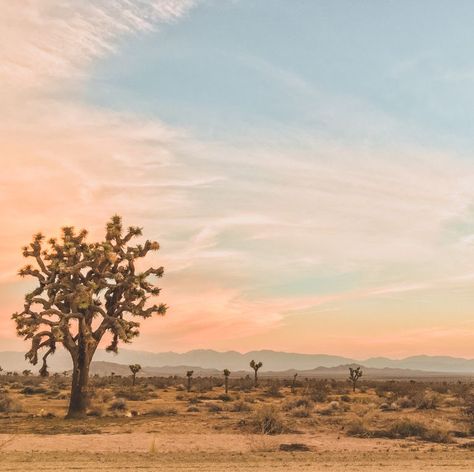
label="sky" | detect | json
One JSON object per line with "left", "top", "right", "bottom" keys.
{"left": 2, "top": 0, "right": 474, "bottom": 358}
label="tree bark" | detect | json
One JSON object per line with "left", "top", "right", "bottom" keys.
{"left": 66, "top": 346, "right": 92, "bottom": 418}
{"left": 254, "top": 370, "right": 258, "bottom": 387}
{"left": 224, "top": 377, "right": 228, "bottom": 394}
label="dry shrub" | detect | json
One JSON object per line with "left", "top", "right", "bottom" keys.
{"left": 319, "top": 401, "right": 341, "bottom": 416}
{"left": 114, "top": 389, "right": 156, "bottom": 401}
{"left": 217, "top": 394, "right": 233, "bottom": 402}
{"left": 148, "top": 407, "right": 178, "bottom": 417}
{"left": 304, "top": 381, "right": 329, "bottom": 402}
{"left": 0, "top": 393, "right": 22, "bottom": 413}
{"left": 282, "top": 398, "right": 312, "bottom": 411}
{"left": 375, "top": 418, "right": 452, "bottom": 443}
{"left": 346, "top": 418, "right": 370, "bottom": 437}
{"left": 265, "top": 380, "right": 283, "bottom": 398}
{"left": 252, "top": 405, "right": 286, "bottom": 434}
{"left": 207, "top": 403, "right": 223, "bottom": 413}
{"left": 291, "top": 405, "right": 312, "bottom": 418}
{"left": 87, "top": 405, "right": 105, "bottom": 417}
{"left": 279, "top": 443, "right": 310, "bottom": 452}
{"left": 231, "top": 400, "right": 252, "bottom": 412}
{"left": 415, "top": 392, "right": 441, "bottom": 410}
{"left": 109, "top": 398, "right": 127, "bottom": 411}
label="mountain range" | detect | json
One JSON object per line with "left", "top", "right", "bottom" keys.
{"left": 1, "top": 348, "right": 474, "bottom": 375}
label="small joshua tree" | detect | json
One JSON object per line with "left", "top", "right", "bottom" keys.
{"left": 186, "top": 370, "right": 194, "bottom": 392}
{"left": 22, "top": 369, "right": 32, "bottom": 377}
{"left": 249, "top": 360, "right": 263, "bottom": 387}
{"left": 291, "top": 373, "right": 298, "bottom": 394}
{"left": 348, "top": 366, "right": 363, "bottom": 393}
{"left": 223, "top": 369, "right": 230, "bottom": 394}
{"left": 129, "top": 364, "right": 141, "bottom": 386}
{"left": 12, "top": 215, "right": 166, "bottom": 418}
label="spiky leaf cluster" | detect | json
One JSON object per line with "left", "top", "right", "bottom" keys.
{"left": 250, "top": 360, "right": 263, "bottom": 371}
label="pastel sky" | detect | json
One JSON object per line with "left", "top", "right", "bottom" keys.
{"left": 3, "top": 0, "right": 474, "bottom": 358}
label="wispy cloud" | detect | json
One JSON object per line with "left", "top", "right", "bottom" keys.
{"left": 0, "top": 0, "right": 196, "bottom": 91}
{"left": 3, "top": 0, "right": 474, "bottom": 356}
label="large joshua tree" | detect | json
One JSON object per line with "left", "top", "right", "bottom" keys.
{"left": 249, "top": 360, "right": 263, "bottom": 387}
{"left": 12, "top": 216, "right": 166, "bottom": 418}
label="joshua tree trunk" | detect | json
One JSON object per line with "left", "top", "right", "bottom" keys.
{"left": 67, "top": 340, "right": 94, "bottom": 419}
{"left": 132, "top": 373, "right": 137, "bottom": 386}
{"left": 224, "top": 377, "right": 229, "bottom": 394}
{"left": 187, "top": 377, "right": 191, "bottom": 392}
{"left": 254, "top": 370, "right": 258, "bottom": 387}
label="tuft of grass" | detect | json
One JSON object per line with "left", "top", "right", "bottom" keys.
{"left": 109, "top": 398, "right": 127, "bottom": 411}
{"left": 0, "top": 393, "right": 22, "bottom": 413}
{"left": 147, "top": 407, "right": 178, "bottom": 417}
{"left": 252, "top": 405, "right": 286, "bottom": 435}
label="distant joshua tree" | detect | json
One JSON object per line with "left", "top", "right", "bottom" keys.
{"left": 129, "top": 364, "right": 142, "bottom": 386}
{"left": 186, "top": 370, "right": 194, "bottom": 392}
{"left": 348, "top": 366, "right": 363, "bottom": 392}
{"left": 223, "top": 369, "right": 231, "bottom": 394}
{"left": 291, "top": 373, "right": 298, "bottom": 394}
{"left": 249, "top": 360, "right": 263, "bottom": 387}
{"left": 12, "top": 216, "right": 166, "bottom": 418}
{"left": 22, "top": 369, "right": 32, "bottom": 376}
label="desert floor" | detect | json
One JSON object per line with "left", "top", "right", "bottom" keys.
{"left": 1, "top": 376, "right": 474, "bottom": 470}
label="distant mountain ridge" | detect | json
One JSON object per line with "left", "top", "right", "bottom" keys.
{"left": 2, "top": 348, "right": 474, "bottom": 374}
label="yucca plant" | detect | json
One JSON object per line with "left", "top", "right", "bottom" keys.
{"left": 129, "top": 364, "right": 142, "bottom": 386}
{"left": 12, "top": 215, "right": 166, "bottom": 418}
{"left": 186, "top": 370, "right": 194, "bottom": 392}
{"left": 249, "top": 360, "right": 263, "bottom": 387}
{"left": 348, "top": 366, "right": 363, "bottom": 393}
{"left": 223, "top": 369, "right": 231, "bottom": 394}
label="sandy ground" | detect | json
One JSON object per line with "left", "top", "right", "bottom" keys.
{"left": 1, "top": 431, "right": 473, "bottom": 471}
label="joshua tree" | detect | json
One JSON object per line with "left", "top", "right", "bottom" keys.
{"left": 186, "top": 370, "right": 194, "bottom": 392}
{"left": 223, "top": 369, "right": 230, "bottom": 394}
{"left": 249, "top": 360, "right": 263, "bottom": 387}
{"left": 22, "top": 369, "right": 32, "bottom": 376}
{"left": 348, "top": 366, "right": 363, "bottom": 393}
{"left": 12, "top": 215, "right": 166, "bottom": 418}
{"left": 129, "top": 364, "right": 141, "bottom": 386}
{"left": 291, "top": 373, "right": 298, "bottom": 394}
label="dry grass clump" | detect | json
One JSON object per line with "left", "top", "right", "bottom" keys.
{"left": 0, "top": 393, "right": 22, "bottom": 413}
{"left": 319, "top": 400, "right": 346, "bottom": 416}
{"left": 109, "top": 398, "right": 127, "bottom": 411}
{"left": 282, "top": 398, "right": 314, "bottom": 417}
{"left": 114, "top": 389, "right": 157, "bottom": 401}
{"left": 348, "top": 417, "right": 452, "bottom": 443}
{"left": 414, "top": 391, "right": 441, "bottom": 410}
{"left": 147, "top": 407, "right": 178, "bottom": 417}
{"left": 252, "top": 405, "right": 286, "bottom": 434}
{"left": 304, "top": 381, "right": 329, "bottom": 402}
{"left": 207, "top": 403, "right": 223, "bottom": 413}
{"left": 265, "top": 380, "right": 283, "bottom": 398}
{"left": 231, "top": 400, "right": 252, "bottom": 412}
{"left": 87, "top": 405, "right": 105, "bottom": 417}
